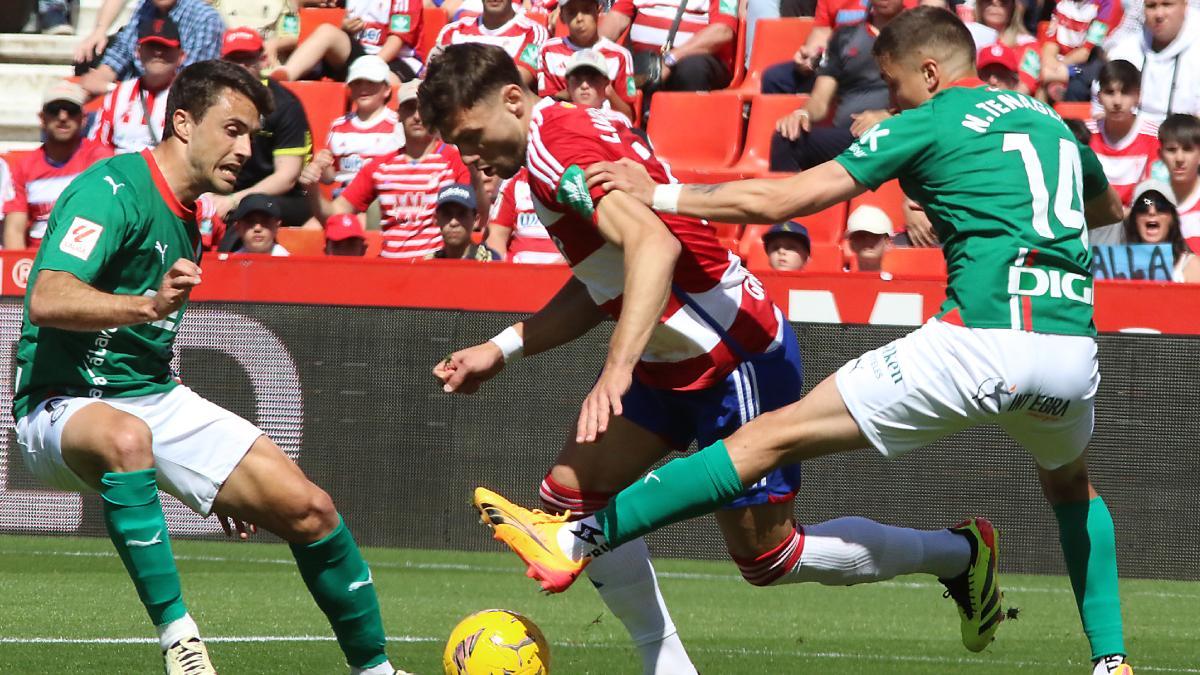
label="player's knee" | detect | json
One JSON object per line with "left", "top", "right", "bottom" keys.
{"left": 1039, "top": 464, "right": 1091, "bottom": 504}
{"left": 279, "top": 485, "right": 339, "bottom": 542}
{"left": 101, "top": 419, "right": 154, "bottom": 472}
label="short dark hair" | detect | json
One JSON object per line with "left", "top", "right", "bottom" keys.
{"left": 1159, "top": 113, "right": 1200, "bottom": 148}
{"left": 419, "top": 43, "right": 523, "bottom": 138}
{"left": 1097, "top": 60, "right": 1141, "bottom": 93}
{"left": 1063, "top": 118, "right": 1092, "bottom": 146}
{"left": 873, "top": 6, "right": 976, "bottom": 69}
{"left": 163, "top": 60, "right": 273, "bottom": 140}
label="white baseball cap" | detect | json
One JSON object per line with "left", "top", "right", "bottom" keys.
{"left": 846, "top": 204, "right": 894, "bottom": 236}
{"left": 564, "top": 49, "right": 610, "bottom": 79}
{"left": 398, "top": 78, "right": 422, "bottom": 104}
{"left": 347, "top": 55, "right": 391, "bottom": 84}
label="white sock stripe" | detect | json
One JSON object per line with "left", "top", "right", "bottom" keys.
{"left": 743, "top": 363, "right": 761, "bottom": 419}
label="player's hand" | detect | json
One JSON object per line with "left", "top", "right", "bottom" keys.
{"left": 903, "top": 199, "right": 939, "bottom": 247}
{"left": 434, "top": 342, "right": 506, "bottom": 395}
{"left": 342, "top": 16, "right": 365, "bottom": 32}
{"left": 776, "top": 109, "right": 811, "bottom": 141}
{"left": 585, "top": 158, "right": 656, "bottom": 207}
{"left": 153, "top": 259, "right": 201, "bottom": 320}
{"left": 850, "top": 110, "right": 891, "bottom": 138}
{"left": 576, "top": 364, "right": 632, "bottom": 443}
{"left": 300, "top": 149, "right": 334, "bottom": 190}
{"left": 215, "top": 511, "right": 258, "bottom": 540}
{"left": 74, "top": 29, "right": 109, "bottom": 64}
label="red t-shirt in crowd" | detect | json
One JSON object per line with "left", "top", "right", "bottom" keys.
{"left": 610, "top": 0, "right": 739, "bottom": 73}
{"left": 538, "top": 37, "right": 636, "bottom": 106}
{"left": 491, "top": 167, "right": 562, "bottom": 263}
{"left": 1086, "top": 117, "right": 1159, "bottom": 206}
{"left": 3, "top": 140, "right": 113, "bottom": 247}
{"left": 435, "top": 13, "right": 549, "bottom": 73}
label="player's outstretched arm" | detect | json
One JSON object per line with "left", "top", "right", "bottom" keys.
{"left": 29, "top": 260, "right": 200, "bottom": 331}
{"left": 586, "top": 159, "right": 866, "bottom": 224}
{"left": 1084, "top": 186, "right": 1123, "bottom": 229}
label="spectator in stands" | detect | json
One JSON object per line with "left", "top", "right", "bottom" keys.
{"left": 561, "top": 50, "right": 636, "bottom": 123}
{"left": 601, "top": 0, "right": 737, "bottom": 94}
{"left": 769, "top": 0, "right": 899, "bottom": 171}
{"left": 844, "top": 204, "right": 892, "bottom": 273}
{"left": 1159, "top": 114, "right": 1200, "bottom": 253}
{"left": 1101, "top": 0, "right": 1200, "bottom": 124}
{"left": 0, "top": 159, "right": 13, "bottom": 228}
{"left": 89, "top": 13, "right": 185, "bottom": 155}
{"left": 273, "top": 0, "right": 423, "bottom": 82}
{"left": 39, "top": 0, "right": 74, "bottom": 35}
{"left": 963, "top": 0, "right": 1040, "bottom": 95}
{"left": 78, "top": 0, "right": 225, "bottom": 98}
{"left": 763, "top": 221, "right": 811, "bottom": 271}
{"left": 301, "top": 81, "right": 487, "bottom": 259}
{"left": 426, "top": 184, "right": 501, "bottom": 260}
{"left": 539, "top": 0, "right": 636, "bottom": 120}
{"left": 1124, "top": 179, "right": 1200, "bottom": 281}
{"left": 324, "top": 213, "right": 370, "bottom": 256}
{"left": 435, "top": 0, "right": 548, "bottom": 87}
{"left": 977, "top": 43, "right": 1022, "bottom": 91}
{"left": 322, "top": 56, "right": 404, "bottom": 195}
{"left": 228, "top": 194, "right": 291, "bottom": 256}
{"left": 3, "top": 82, "right": 112, "bottom": 251}
{"left": 1087, "top": 60, "right": 1161, "bottom": 208}
{"left": 218, "top": 28, "right": 314, "bottom": 229}
{"left": 486, "top": 168, "right": 565, "bottom": 263}
{"left": 1039, "top": 0, "right": 1114, "bottom": 102}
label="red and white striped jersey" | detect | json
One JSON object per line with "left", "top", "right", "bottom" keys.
{"left": 195, "top": 192, "right": 228, "bottom": 251}
{"left": 346, "top": 0, "right": 423, "bottom": 56}
{"left": 538, "top": 37, "right": 637, "bottom": 105}
{"left": 435, "top": 13, "right": 549, "bottom": 72}
{"left": 327, "top": 109, "right": 405, "bottom": 186}
{"left": 2, "top": 140, "right": 113, "bottom": 246}
{"left": 0, "top": 157, "right": 13, "bottom": 220}
{"left": 1177, "top": 184, "right": 1200, "bottom": 254}
{"left": 491, "top": 167, "right": 563, "bottom": 263}
{"left": 611, "top": 0, "right": 739, "bottom": 72}
{"left": 340, "top": 143, "right": 470, "bottom": 259}
{"left": 88, "top": 78, "right": 170, "bottom": 155}
{"left": 1086, "top": 117, "right": 1159, "bottom": 205}
{"left": 525, "top": 99, "right": 784, "bottom": 390}
{"left": 1046, "top": 0, "right": 1114, "bottom": 52}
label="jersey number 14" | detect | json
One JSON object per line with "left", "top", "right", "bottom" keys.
{"left": 1002, "top": 133, "right": 1088, "bottom": 249}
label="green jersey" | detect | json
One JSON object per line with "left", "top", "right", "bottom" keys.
{"left": 835, "top": 81, "right": 1109, "bottom": 337}
{"left": 13, "top": 150, "right": 200, "bottom": 421}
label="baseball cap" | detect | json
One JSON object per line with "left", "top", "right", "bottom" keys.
{"left": 977, "top": 43, "right": 1019, "bottom": 74}
{"left": 347, "top": 55, "right": 391, "bottom": 84}
{"left": 762, "top": 221, "right": 811, "bottom": 252}
{"left": 1131, "top": 178, "right": 1178, "bottom": 208}
{"left": 42, "top": 80, "right": 86, "bottom": 107}
{"left": 846, "top": 204, "right": 894, "bottom": 236}
{"left": 221, "top": 27, "right": 264, "bottom": 57}
{"left": 138, "top": 12, "right": 181, "bottom": 48}
{"left": 397, "top": 79, "right": 421, "bottom": 105}
{"left": 564, "top": 49, "right": 610, "bottom": 79}
{"left": 436, "top": 183, "right": 477, "bottom": 210}
{"left": 324, "top": 214, "right": 366, "bottom": 241}
{"left": 230, "top": 194, "right": 282, "bottom": 223}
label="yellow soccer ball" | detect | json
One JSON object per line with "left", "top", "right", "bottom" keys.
{"left": 443, "top": 609, "right": 550, "bottom": 675}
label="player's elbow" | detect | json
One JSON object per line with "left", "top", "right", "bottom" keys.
{"left": 27, "top": 282, "right": 54, "bottom": 327}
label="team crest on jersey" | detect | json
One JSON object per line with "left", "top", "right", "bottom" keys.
{"left": 390, "top": 14, "right": 411, "bottom": 32}
{"left": 520, "top": 43, "right": 541, "bottom": 69}
{"left": 60, "top": 217, "right": 104, "bottom": 261}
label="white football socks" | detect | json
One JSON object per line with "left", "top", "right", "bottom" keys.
{"left": 156, "top": 613, "right": 199, "bottom": 651}
{"left": 776, "top": 517, "right": 971, "bottom": 585}
{"left": 585, "top": 537, "right": 698, "bottom": 675}
{"left": 557, "top": 515, "right": 605, "bottom": 561}
{"left": 350, "top": 661, "right": 397, "bottom": 675}
{"left": 1092, "top": 654, "right": 1127, "bottom": 674}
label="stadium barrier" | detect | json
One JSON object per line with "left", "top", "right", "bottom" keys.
{"left": 0, "top": 254, "right": 1197, "bottom": 581}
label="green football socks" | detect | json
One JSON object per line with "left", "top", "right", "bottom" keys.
{"left": 100, "top": 469, "right": 187, "bottom": 627}
{"left": 1054, "top": 496, "right": 1125, "bottom": 660}
{"left": 594, "top": 439, "right": 745, "bottom": 548}
{"left": 290, "top": 515, "right": 388, "bottom": 669}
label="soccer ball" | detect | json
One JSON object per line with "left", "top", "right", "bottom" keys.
{"left": 442, "top": 609, "right": 550, "bottom": 675}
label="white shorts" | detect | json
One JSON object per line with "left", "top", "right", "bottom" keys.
{"left": 835, "top": 318, "right": 1099, "bottom": 470}
{"left": 16, "top": 385, "right": 264, "bottom": 515}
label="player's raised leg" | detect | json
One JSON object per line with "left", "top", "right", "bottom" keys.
{"left": 212, "top": 436, "right": 400, "bottom": 675}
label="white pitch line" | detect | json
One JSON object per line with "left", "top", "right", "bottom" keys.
{"left": 0, "top": 636, "right": 438, "bottom": 645}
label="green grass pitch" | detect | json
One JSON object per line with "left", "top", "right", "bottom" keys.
{"left": 0, "top": 535, "right": 1195, "bottom": 674}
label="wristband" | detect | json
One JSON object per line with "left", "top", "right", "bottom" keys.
{"left": 652, "top": 184, "right": 682, "bottom": 214}
{"left": 488, "top": 326, "right": 524, "bottom": 361}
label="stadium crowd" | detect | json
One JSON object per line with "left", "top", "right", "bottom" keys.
{"left": 4, "top": 0, "right": 1200, "bottom": 281}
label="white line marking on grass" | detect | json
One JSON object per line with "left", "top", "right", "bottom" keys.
{"left": 0, "top": 636, "right": 438, "bottom": 645}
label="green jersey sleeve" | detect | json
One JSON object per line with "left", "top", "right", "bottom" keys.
{"left": 1078, "top": 141, "right": 1109, "bottom": 201}
{"left": 834, "top": 107, "right": 934, "bottom": 190}
{"left": 36, "top": 175, "right": 133, "bottom": 284}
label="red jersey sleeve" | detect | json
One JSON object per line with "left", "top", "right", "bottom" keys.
{"left": 526, "top": 106, "right": 625, "bottom": 222}
{"left": 611, "top": 0, "right": 636, "bottom": 19}
{"left": 613, "top": 48, "right": 637, "bottom": 105}
{"left": 814, "top": 0, "right": 835, "bottom": 28}
{"left": 442, "top": 144, "right": 471, "bottom": 183}
{"left": 435, "top": 21, "right": 455, "bottom": 46}
{"left": 389, "top": 0, "right": 422, "bottom": 48}
{"left": 492, "top": 174, "right": 519, "bottom": 229}
{"left": 340, "top": 156, "right": 381, "bottom": 211}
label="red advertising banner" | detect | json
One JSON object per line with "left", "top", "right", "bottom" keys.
{"left": 0, "top": 252, "right": 1194, "bottom": 335}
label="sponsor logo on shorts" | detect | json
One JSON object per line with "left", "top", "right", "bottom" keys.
{"left": 880, "top": 343, "right": 902, "bottom": 384}
{"left": 1006, "top": 392, "right": 1071, "bottom": 418}
{"left": 45, "top": 398, "right": 68, "bottom": 425}
{"left": 972, "top": 377, "right": 1016, "bottom": 414}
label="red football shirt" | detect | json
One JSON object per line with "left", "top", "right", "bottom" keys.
{"left": 3, "top": 140, "right": 113, "bottom": 247}
{"left": 538, "top": 37, "right": 636, "bottom": 106}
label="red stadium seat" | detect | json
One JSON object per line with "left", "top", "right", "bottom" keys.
{"left": 730, "top": 15, "right": 748, "bottom": 89}
{"left": 298, "top": 8, "right": 346, "bottom": 45}
{"left": 709, "top": 221, "right": 742, "bottom": 239}
{"left": 882, "top": 246, "right": 947, "bottom": 277}
{"left": 848, "top": 179, "right": 906, "bottom": 233}
{"left": 419, "top": 6, "right": 448, "bottom": 59}
{"left": 730, "top": 94, "right": 807, "bottom": 175}
{"left": 729, "top": 18, "right": 813, "bottom": 95}
{"left": 276, "top": 228, "right": 326, "bottom": 255}
{"left": 281, "top": 80, "right": 347, "bottom": 153}
{"left": 1055, "top": 102, "right": 1094, "bottom": 121}
{"left": 646, "top": 92, "right": 746, "bottom": 172}
{"left": 365, "top": 230, "right": 383, "bottom": 256}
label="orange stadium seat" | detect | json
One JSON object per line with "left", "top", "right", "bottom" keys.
{"left": 709, "top": 221, "right": 742, "bottom": 239}
{"left": 298, "top": 8, "right": 347, "bottom": 45}
{"left": 729, "top": 18, "right": 813, "bottom": 95}
{"left": 276, "top": 228, "right": 326, "bottom": 255}
{"left": 739, "top": 203, "right": 848, "bottom": 259}
{"left": 730, "top": 94, "right": 807, "bottom": 175}
{"left": 281, "top": 80, "right": 347, "bottom": 153}
{"left": 419, "top": 7, "right": 448, "bottom": 59}
{"left": 730, "top": 15, "right": 748, "bottom": 87}
{"left": 849, "top": 179, "right": 906, "bottom": 232}
{"left": 882, "top": 246, "right": 947, "bottom": 277}
{"left": 1055, "top": 102, "right": 1094, "bottom": 121}
{"left": 365, "top": 230, "right": 383, "bottom": 256}
{"left": 646, "top": 91, "right": 745, "bottom": 174}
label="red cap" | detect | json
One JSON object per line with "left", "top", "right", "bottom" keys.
{"left": 325, "top": 214, "right": 366, "bottom": 242}
{"left": 976, "top": 43, "right": 1019, "bottom": 74}
{"left": 221, "top": 27, "right": 263, "bottom": 57}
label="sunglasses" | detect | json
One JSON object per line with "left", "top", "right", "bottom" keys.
{"left": 43, "top": 101, "right": 82, "bottom": 117}
{"left": 1132, "top": 194, "right": 1174, "bottom": 213}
